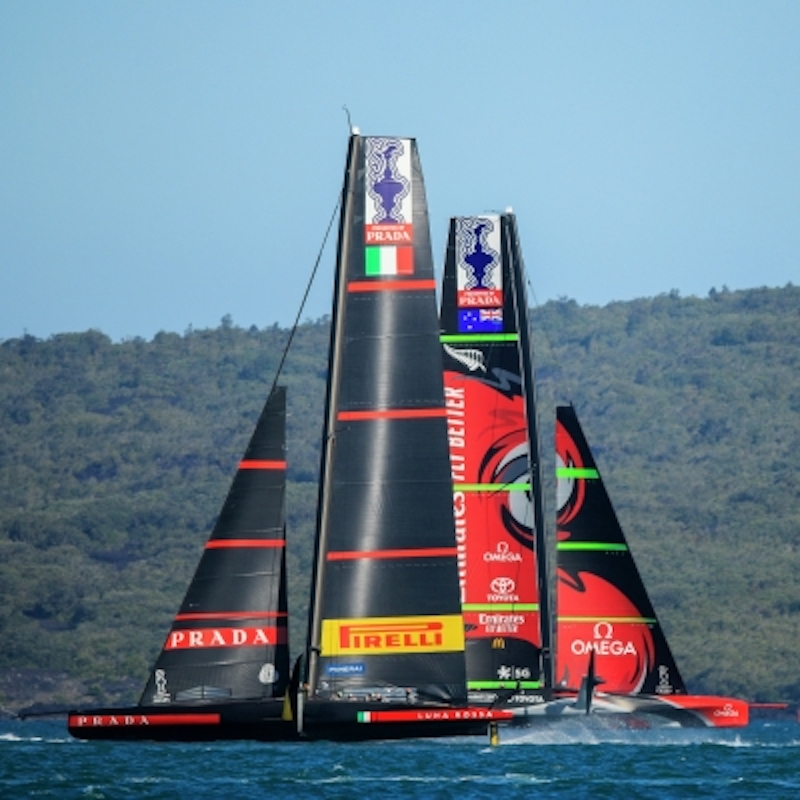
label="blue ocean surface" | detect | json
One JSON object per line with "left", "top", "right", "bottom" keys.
{"left": 1, "top": 716, "right": 798, "bottom": 799}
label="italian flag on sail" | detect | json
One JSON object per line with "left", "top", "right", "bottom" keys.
{"left": 365, "top": 246, "right": 414, "bottom": 276}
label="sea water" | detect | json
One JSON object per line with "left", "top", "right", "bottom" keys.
{"left": 1, "top": 717, "right": 798, "bottom": 799}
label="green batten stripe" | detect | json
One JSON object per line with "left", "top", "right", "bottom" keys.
{"left": 558, "top": 616, "right": 657, "bottom": 624}
{"left": 468, "top": 681, "right": 543, "bottom": 690}
{"left": 462, "top": 604, "right": 539, "bottom": 612}
{"left": 455, "top": 483, "right": 531, "bottom": 492}
{"left": 556, "top": 467, "right": 599, "bottom": 479}
{"left": 557, "top": 542, "right": 628, "bottom": 551}
{"left": 357, "top": 712, "right": 370, "bottom": 723}
{"left": 440, "top": 334, "right": 519, "bottom": 343}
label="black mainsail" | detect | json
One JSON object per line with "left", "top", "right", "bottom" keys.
{"left": 439, "top": 212, "right": 553, "bottom": 709}
{"left": 301, "top": 134, "right": 510, "bottom": 739}
{"left": 68, "top": 386, "right": 294, "bottom": 740}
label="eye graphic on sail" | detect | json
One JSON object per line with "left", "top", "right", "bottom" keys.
{"left": 477, "top": 427, "right": 535, "bottom": 552}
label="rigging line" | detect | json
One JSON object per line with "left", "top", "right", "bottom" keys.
{"left": 269, "top": 192, "right": 342, "bottom": 398}
{"left": 526, "top": 276, "right": 576, "bottom": 403}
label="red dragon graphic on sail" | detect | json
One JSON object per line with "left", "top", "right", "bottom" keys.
{"left": 446, "top": 375, "right": 541, "bottom": 648}
{"left": 556, "top": 419, "right": 656, "bottom": 694}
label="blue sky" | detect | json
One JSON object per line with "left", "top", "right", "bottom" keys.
{"left": 2, "top": 1, "right": 799, "bottom": 341}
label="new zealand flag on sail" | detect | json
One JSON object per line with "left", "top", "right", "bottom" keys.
{"left": 458, "top": 308, "right": 504, "bottom": 333}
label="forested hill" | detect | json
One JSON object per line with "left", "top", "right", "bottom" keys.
{"left": 1, "top": 285, "right": 798, "bottom": 710}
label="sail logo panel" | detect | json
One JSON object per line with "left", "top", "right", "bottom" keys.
{"left": 321, "top": 615, "right": 465, "bottom": 656}
{"left": 364, "top": 137, "right": 414, "bottom": 276}
{"left": 455, "top": 216, "right": 503, "bottom": 310}
{"left": 454, "top": 216, "right": 504, "bottom": 333}
{"left": 557, "top": 585, "right": 658, "bottom": 694}
{"left": 164, "top": 625, "right": 285, "bottom": 650}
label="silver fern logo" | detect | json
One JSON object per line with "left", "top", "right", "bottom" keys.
{"left": 444, "top": 343, "right": 486, "bottom": 372}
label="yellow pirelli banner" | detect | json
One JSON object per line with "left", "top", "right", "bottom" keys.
{"left": 321, "top": 615, "right": 466, "bottom": 656}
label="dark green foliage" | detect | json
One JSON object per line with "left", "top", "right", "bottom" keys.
{"left": 1, "top": 286, "right": 798, "bottom": 706}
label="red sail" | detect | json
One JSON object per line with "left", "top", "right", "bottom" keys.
{"left": 554, "top": 405, "right": 749, "bottom": 729}
{"left": 440, "top": 214, "right": 552, "bottom": 705}
{"left": 555, "top": 404, "right": 685, "bottom": 696}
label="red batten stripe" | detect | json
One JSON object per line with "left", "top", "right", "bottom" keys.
{"left": 239, "top": 460, "right": 286, "bottom": 469}
{"left": 174, "top": 611, "right": 287, "bottom": 621}
{"left": 347, "top": 279, "right": 436, "bottom": 293}
{"left": 360, "top": 708, "right": 514, "bottom": 724}
{"left": 338, "top": 408, "right": 446, "bottom": 421}
{"left": 328, "top": 547, "right": 457, "bottom": 561}
{"left": 205, "top": 539, "right": 285, "bottom": 549}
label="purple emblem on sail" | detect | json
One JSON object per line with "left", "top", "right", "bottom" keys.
{"left": 365, "top": 138, "right": 411, "bottom": 224}
{"left": 456, "top": 217, "right": 500, "bottom": 292}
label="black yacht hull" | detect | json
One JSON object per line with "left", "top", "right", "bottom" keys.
{"left": 67, "top": 700, "right": 294, "bottom": 741}
{"left": 67, "top": 699, "right": 512, "bottom": 742}
{"left": 300, "top": 700, "right": 509, "bottom": 741}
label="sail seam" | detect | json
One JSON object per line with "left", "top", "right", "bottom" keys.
{"left": 338, "top": 408, "right": 446, "bottom": 421}
{"left": 558, "top": 616, "right": 657, "bottom": 624}
{"left": 327, "top": 547, "right": 457, "bottom": 561}
{"left": 206, "top": 539, "right": 286, "bottom": 549}
{"left": 175, "top": 612, "right": 288, "bottom": 620}
{"left": 455, "top": 483, "right": 531, "bottom": 492}
{"left": 555, "top": 467, "right": 599, "bottom": 479}
{"left": 468, "top": 680, "right": 543, "bottom": 689}
{"left": 440, "top": 334, "right": 519, "bottom": 343}
{"left": 556, "top": 542, "right": 628, "bottom": 551}
{"left": 348, "top": 279, "right": 436, "bottom": 292}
